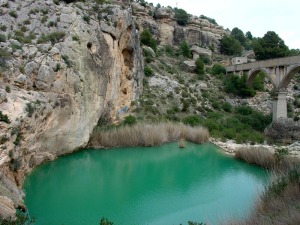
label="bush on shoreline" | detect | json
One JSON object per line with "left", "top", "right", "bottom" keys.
{"left": 231, "top": 146, "right": 300, "bottom": 225}
{"left": 88, "top": 122, "right": 209, "bottom": 148}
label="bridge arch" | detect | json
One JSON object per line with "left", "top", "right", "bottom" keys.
{"left": 277, "top": 64, "right": 300, "bottom": 90}
{"left": 246, "top": 68, "right": 275, "bottom": 87}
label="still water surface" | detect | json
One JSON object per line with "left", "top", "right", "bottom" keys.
{"left": 23, "top": 142, "right": 269, "bottom": 225}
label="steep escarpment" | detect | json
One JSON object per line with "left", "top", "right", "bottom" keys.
{"left": 132, "top": 3, "right": 226, "bottom": 52}
{"left": 0, "top": 0, "right": 143, "bottom": 218}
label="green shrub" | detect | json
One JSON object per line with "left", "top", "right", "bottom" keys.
{"left": 221, "top": 102, "right": 232, "bottom": 112}
{"left": 13, "top": 30, "right": 35, "bottom": 44}
{"left": 72, "top": 35, "right": 80, "bottom": 43}
{"left": 13, "top": 132, "right": 22, "bottom": 146}
{"left": 62, "top": 55, "right": 72, "bottom": 68}
{"left": 210, "top": 64, "right": 226, "bottom": 78}
{"left": 0, "top": 25, "right": 7, "bottom": 31}
{"left": 41, "top": 16, "right": 48, "bottom": 24}
{"left": 235, "top": 105, "right": 272, "bottom": 132}
{"left": 224, "top": 74, "right": 256, "bottom": 97}
{"left": 199, "top": 55, "right": 211, "bottom": 65}
{"left": 220, "top": 35, "right": 242, "bottom": 56}
{"left": 181, "top": 100, "right": 190, "bottom": 112}
{"left": 174, "top": 8, "right": 189, "bottom": 26}
{"left": 61, "top": 0, "right": 88, "bottom": 3}
{"left": 122, "top": 115, "right": 137, "bottom": 126}
{"left": 143, "top": 48, "right": 155, "bottom": 63}
{"left": 235, "top": 105, "right": 253, "bottom": 115}
{"left": 164, "top": 45, "right": 174, "bottom": 56}
{"left": 144, "top": 66, "right": 154, "bottom": 77}
{"left": 140, "top": 29, "right": 157, "bottom": 52}
{"left": 0, "top": 34, "right": 6, "bottom": 42}
{"left": 252, "top": 71, "right": 265, "bottom": 91}
{"left": 0, "top": 111, "right": 10, "bottom": 123}
{"left": 9, "top": 11, "right": 17, "bottom": 18}
{"left": 48, "top": 21, "right": 56, "bottom": 27}
{"left": 199, "top": 15, "right": 218, "bottom": 25}
{"left": 183, "top": 115, "right": 202, "bottom": 126}
{"left": 37, "top": 31, "right": 65, "bottom": 44}
{"left": 53, "top": 63, "right": 62, "bottom": 72}
{"left": 203, "top": 120, "right": 219, "bottom": 133}
{"left": 0, "top": 48, "right": 10, "bottom": 69}
{"left": 82, "top": 14, "right": 90, "bottom": 23}
{"left": 10, "top": 158, "right": 21, "bottom": 171}
{"left": 211, "top": 100, "right": 220, "bottom": 110}
{"left": 181, "top": 90, "right": 189, "bottom": 98}
{"left": 41, "top": 9, "right": 49, "bottom": 15}
{"left": 178, "top": 41, "right": 191, "bottom": 58}
{"left": 26, "top": 103, "right": 35, "bottom": 117}
{"left": 195, "top": 58, "right": 205, "bottom": 76}
{"left": 5, "top": 86, "right": 11, "bottom": 93}
{"left": 223, "top": 128, "right": 236, "bottom": 139}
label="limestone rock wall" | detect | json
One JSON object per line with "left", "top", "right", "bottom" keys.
{"left": 0, "top": 0, "right": 143, "bottom": 218}
{"left": 132, "top": 4, "right": 226, "bottom": 52}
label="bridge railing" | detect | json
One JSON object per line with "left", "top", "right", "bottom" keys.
{"left": 226, "top": 55, "right": 300, "bottom": 72}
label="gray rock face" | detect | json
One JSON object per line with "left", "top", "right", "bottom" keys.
{"left": 154, "top": 7, "right": 174, "bottom": 19}
{"left": 182, "top": 60, "right": 196, "bottom": 72}
{"left": 0, "top": 0, "right": 143, "bottom": 217}
{"left": 265, "top": 118, "right": 300, "bottom": 143}
{"left": 135, "top": 6, "right": 226, "bottom": 52}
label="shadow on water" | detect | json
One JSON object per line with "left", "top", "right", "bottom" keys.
{"left": 23, "top": 142, "right": 269, "bottom": 225}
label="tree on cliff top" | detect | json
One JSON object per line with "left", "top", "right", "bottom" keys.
{"left": 231, "top": 27, "right": 246, "bottom": 46}
{"left": 174, "top": 8, "right": 189, "bottom": 26}
{"left": 253, "top": 31, "right": 288, "bottom": 60}
{"left": 220, "top": 35, "right": 242, "bottom": 56}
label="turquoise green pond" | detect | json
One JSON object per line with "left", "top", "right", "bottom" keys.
{"left": 23, "top": 142, "right": 269, "bottom": 225}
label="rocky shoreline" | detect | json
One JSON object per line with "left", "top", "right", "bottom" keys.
{"left": 211, "top": 138, "right": 300, "bottom": 159}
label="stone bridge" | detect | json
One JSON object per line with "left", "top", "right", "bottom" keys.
{"left": 226, "top": 55, "right": 300, "bottom": 121}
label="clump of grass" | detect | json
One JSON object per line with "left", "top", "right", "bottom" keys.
{"left": 82, "top": 14, "right": 90, "bottom": 23}
{"left": 37, "top": 31, "right": 66, "bottom": 45}
{"left": 89, "top": 122, "right": 209, "bottom": 148}
{"left": 9, "top": 11, "right": 17, "bottom": 18}
{"left": 235, "top": 147, "right": 275, "bottom": 169}
{"left": 0, "top": 25, "right": 7, "bottom": 31}
{"left": 62, "top": 55, "right": 72, "bottom": 68}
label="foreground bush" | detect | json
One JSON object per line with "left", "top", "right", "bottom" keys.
{"left": 89, "top": 122, "right": 209, "bottom": 148}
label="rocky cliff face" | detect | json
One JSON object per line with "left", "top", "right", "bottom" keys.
{"left": 132, "top": 3, "right": 227, "bottom": 52}
{"left": 0, "top": 0, "right": 143, "bottom": 218}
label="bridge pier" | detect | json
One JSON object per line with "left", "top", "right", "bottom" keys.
{"left": 273, "top": 91, "right": 287, "bottom": 121}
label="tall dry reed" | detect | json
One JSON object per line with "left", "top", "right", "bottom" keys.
{"left": 88, "top": 122, "right": 209, "bottom": 148}
{"left": 235, "top": 147, "right": 275, "bottom": 169}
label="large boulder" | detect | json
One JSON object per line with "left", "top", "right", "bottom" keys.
{"left": 182, "top": 60, "right": 196, "bottom": 72}
{"left": 265, "top": 118, "right": 300, "bottom": 143}
{"left": 154, "top": 7, "right": 174, "bottom": 19}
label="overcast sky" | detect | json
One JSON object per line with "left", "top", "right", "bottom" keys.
{"left": 148, "top": 0, "right": 300, "bottom": 49}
